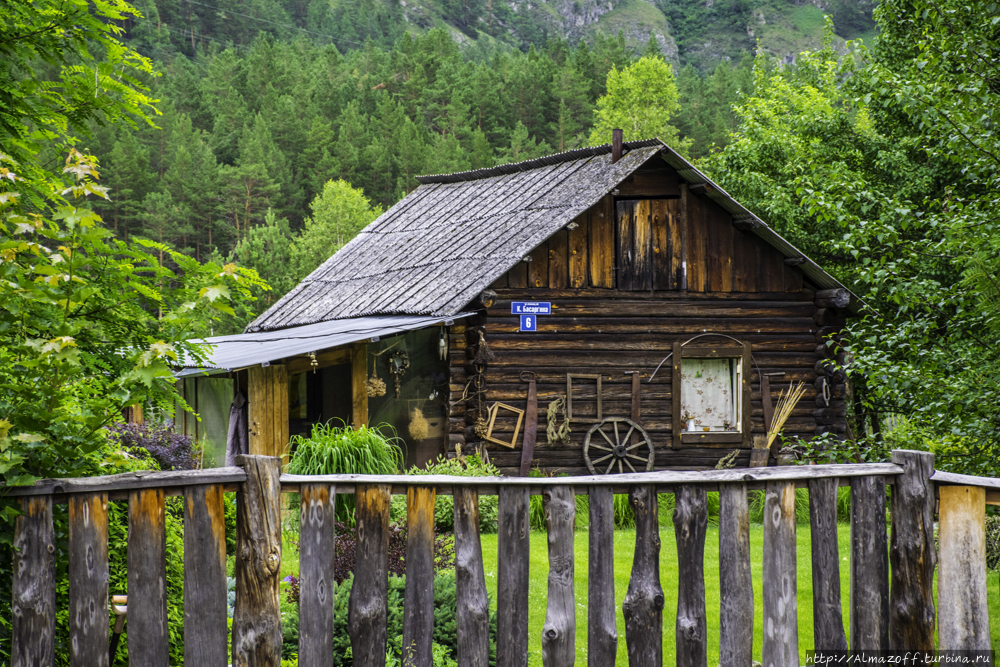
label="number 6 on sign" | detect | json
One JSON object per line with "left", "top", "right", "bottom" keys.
{"left": 520, "top": 314, "right": 536, "bottom": 331}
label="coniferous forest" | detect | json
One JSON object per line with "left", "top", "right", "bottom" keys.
{"left": 70, "top": 2, "right": 762, "bottom": 326}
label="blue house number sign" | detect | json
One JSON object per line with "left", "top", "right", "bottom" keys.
{"left": 512, "top": 302, "right": 551, "bottom": 332}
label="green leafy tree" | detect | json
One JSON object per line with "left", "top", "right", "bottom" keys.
{"left": 588, "top": 56, "right": 686, "bottom": 148}
{"left": 290, "top": 179, "right": 383, "bottom": 277}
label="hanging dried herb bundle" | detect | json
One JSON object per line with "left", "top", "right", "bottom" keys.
{"left": 408, "top": 408, "right": 429, "bottom": 440}
{"left": 473, "top": 330, "right": 495, "bottom": 364}
{"left": 546, "top": 396, "right": 570, "bottom": 445}
{"left": 365, "top": 357, "right": 386, "bottom": 397}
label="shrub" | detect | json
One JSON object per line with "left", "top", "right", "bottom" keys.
{"left": 282, "top": 519, "right": 455, "bottom": 603}
{"left": 394, "top": 454, "right": 501, "bottom": 533}
{"left": 986, "top": 515, "right": 1000, "bottom": 570}
{"left": 106, "top": 422, "right": 198, "bottom": 470}
{"left": 286, "top": 421, "right": 404, "bottom": 522}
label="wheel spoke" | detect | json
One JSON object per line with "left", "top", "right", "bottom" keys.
{"left": 622, "top": 426, "right": 635, "bottom": 445}
{"left": 624, "top": 458, "right": 637, "bottom": 473}
{"left": 627, "top": 455, "right": 649, "bottom": 463}
{"left": 598, "top": 428, "right": 616, "bottom": 448}
{"left": 613, "top": 421, "right": 620, "bottom": 446}
{"left": 625, "top": 442, "right": 644, "bottom": 451}
{"left": 589, "top": 443, "right": 612, "bottom": 452}
{"left": 604, "top": 459, "right": 616, "bottom": 475}
{"left": 592, "top": 454, "right": 612, "bottom": 464}
{"left": 618, "top": 460, "right": 623, "bottom": 474}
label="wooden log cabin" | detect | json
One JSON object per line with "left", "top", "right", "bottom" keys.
{"left": 179, "top": 137, "right": 857, "bottom": 475}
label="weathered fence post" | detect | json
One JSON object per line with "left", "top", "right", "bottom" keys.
{"left": 350, "top": 484, "right": 391, "bottom": 667}
{"left": 850, "top": 475, "right": 889, "bottom": 651}
{"left": 888, "top": 450, "right": 936, "bottom": 651}
{"left": 68, "top": 494, "right": 109, "bottom": 667}
{"left": 808, "top": 477, "right": 847, "bottom": 651}
{"left": 719, "top": 483, "right": 753, "bottom": 667}
{"left": 403, "top": 486, "right": 435, "bottom": 667}
{"left": 128, "top": 487, "right": 169, "bottom": 666}
{"left": 542, "top": 485, "right": 576, "bottom": 667}
{"left": 938, "top": 485, "right": 991, "bottom": 649}
{"left": 497, "top": 486, "right": 530, "bottom": 667}
{"left": 675, "top": 485, "right": 708, "bottom": 667}
{"left": 455, "top": 486, "right": 490, "bottom": 667}
{"left": 233, "top": 455, "right": 283, "bottom": 667}
{"left": 588, "top": 486, "right": 617, "bottom": 667}
{"left": 762, "top": 481, "right": 797, "bottom": 667}
{"left": 184, "top": 484, "right": 229, "bottom": 666}
{"left": 12, "top": 496, "right": 55, "bottom": 667}
{"left": 623, "top": 484, "right": 662, "bottom": 667}
{"left": 299, "top": 483, "right": 336, "bottom": 667}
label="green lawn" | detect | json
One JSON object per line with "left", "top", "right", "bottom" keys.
{"left": 478, "top": 526, "right": 1000, "bottom": 666}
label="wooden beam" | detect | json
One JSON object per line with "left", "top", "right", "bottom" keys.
{"left": 675, "top": 485, "right": 708, "bottom": 667}
{"left": 184, "top": 485, "right": 229, "bottom": 666}
{"left": 455, "top": 487, "right": 490, "bottom": 667}
{"left": 719, "top": 484, "right": 753, "bottom": 667}
{"left": 850, "top": 475, "right": 889, "bottom": 651}
{"left": 542, "top": 485, "right": 576, "bottom": 667}
{"left": 12, "top": 496, "right": 55, "bottom": 667}
{"left": 497, "top": 487, "right": 530, "bottom": 667}
{"left": 623, "top": 485, "right": 662, "bottom": 666}
{"left": 938, "top": 485, "right": 990, "bottom": 649}
{"left": 349, "top": 484, "right": 390, "bottom": 667}
{"left": 352, "top": 343, "right": 368, "bottom": 430}
{"left": 299, "top": 484, "right": 336, "bottom": 665}
{"left": 403, "top": 486, "right": 435, "bottom": 667}
{"left": 232, "top": 455, "right": 283, "bottom": 666}
{"left": 588, "top": 487, "right": 618, "bottom": 666}
{"left": 888, "top": 450, "right": 936, "bottom": 651}
{"left": 762, "top": 481, "right": 797, "bottom": 667}
{"left": 128, "top": 487, "right": 169, "bottom": 667}
{"left": 808, "top": 477, "right": 847, "bottom": 651}
{"left": 68, "top": 494, "right": 109, "bottom": 667}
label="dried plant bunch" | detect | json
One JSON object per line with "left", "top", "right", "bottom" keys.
{"left": 766, "top": 381, "right": 807, "bottom": 450}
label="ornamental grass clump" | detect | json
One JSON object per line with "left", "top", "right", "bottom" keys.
{"left": 286, "top": 421, "right": 404, "bottom": 521}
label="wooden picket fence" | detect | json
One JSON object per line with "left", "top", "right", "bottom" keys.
{"left": 7, "top": 449, "right": 997, "bottom": 666}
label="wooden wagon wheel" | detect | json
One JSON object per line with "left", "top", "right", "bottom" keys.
{"left": 583, "top": 417, "right": 655, "bottom": 475}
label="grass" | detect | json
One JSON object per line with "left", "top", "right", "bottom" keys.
{"left": 273, "top": 517, "right": 1000, "bottom": 664}
{"left": 478, "top": 525, "right": 1000, "bottom": 666}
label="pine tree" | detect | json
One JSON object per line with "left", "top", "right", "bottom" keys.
{"left": 98, "top": 132, "right": 152, "bottom": 239}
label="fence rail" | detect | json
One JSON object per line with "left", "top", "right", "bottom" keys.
{"left": 6, "top": 450, "right": 996, "bottom": 667}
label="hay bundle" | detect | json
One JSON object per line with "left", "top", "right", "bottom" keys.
{"left": 408, "top": 408, "right": 429, "bottom": 441}
{"left": 766, "top": 381, "right": 807, "bottom": 450}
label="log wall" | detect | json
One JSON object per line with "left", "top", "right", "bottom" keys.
{"left": 448, "top": 166, "right": 847, "bottom": 474}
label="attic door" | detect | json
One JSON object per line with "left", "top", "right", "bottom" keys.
{"left": 616, "top": 199, "right": 677, "bottom": 291}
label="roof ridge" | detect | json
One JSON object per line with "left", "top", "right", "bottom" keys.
{"left": 415, "top": 138, "right": 665, "bottom": 184}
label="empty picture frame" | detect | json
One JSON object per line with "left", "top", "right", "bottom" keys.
{"left": 484, "top": 402, "right": 524, "bottom": 449}
{"left": 566, "top": 373, "right": 603, "bottom": 423}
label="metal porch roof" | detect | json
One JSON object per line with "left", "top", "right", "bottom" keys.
{"left": 175, "top": 312, "right": 474, "bottom": 377}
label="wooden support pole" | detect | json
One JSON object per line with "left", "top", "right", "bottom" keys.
{"left": 808, "top": 477, "right": 847, "bottom": 651}
{"left": 674, "top": 486, "right": 708, "bottom": 667}
{"left": 588, "top": 487, "right": 618, "bottom": 667}
{"left": 497, "top": 486, "right": 530, "bottom": 667}
{"left": 938, "top": 485, "right": 990, "bottom": 650}
{"left": 889, "top": 450, "right": 936, "bottom": 651}
{"left": 455, "top": 487, "right": 490, "bottom": 667}
{"left": 128, "top": 487, "right": 169, "bottom": 667}
{"left": 350, "top": 484, "right": 391, "bottom": 667}
{"left": 233, "top": 455, "right": 283, "bottom": 666}
{"left": 184, "top": 484, "right": 229, "bottom": 666}
{"left": 719, "top": 484, "right": 753, "bottom": 667}
{"left": 12, "top": 496, "right": 55, "bottom": 667}
{"left": 542, "top": 485, "right": 576, "bottom": 667}
{"left": 69, "top": 493, "right": 109, "bottom": 667}
{"left": 762, "top": 481, "right": 798, "bottom": 667}
{"left": 623, "top": 485, "right": 663, "bottom": 667}
{"left": 403, "top": 486, "right": 436, "bottom": 667}
{"left": 352, "top": 343, "right": 368, "bottom": 430}
{"left": 850, "top": 475, "right": 889, "bottom": 651}
{"left": 299, "top": 484, "right": 336, "bottom": 667}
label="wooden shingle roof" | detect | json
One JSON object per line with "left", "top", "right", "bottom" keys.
{"left": 247, "top": 139, "right": 853, "bottom": 333}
